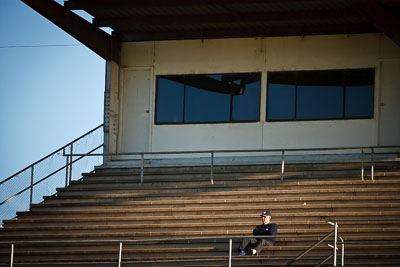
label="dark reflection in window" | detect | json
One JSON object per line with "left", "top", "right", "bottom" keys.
{"left": 155, "top": 73, "right": 261, "bottom": 124}
{"left": 232, "top": 80, "right": 261, "bottom": 121}
{"left": 345, "top": 85, "right": 374, "bottom": 118}
{"left": 267, "top": 72, "right": 296, "bottom": 120}
{"left": 297, "top": 85, "right": 343, "bottom": 119}
{"left": 345, "top": 69, "right": 374, "bottom": 118}
{"left": 267, "top": 69, "right": 374, "bottom": 121}
{"left": 296, "top": 70, "right": 343, "bottom": 119}
{"left": 155, "top": 77, "right": 184, "bottom": 123}
{"left": 185, "top": 85, "right": 230, "bottom": 122}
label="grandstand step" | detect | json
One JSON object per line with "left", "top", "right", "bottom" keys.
{"left": 1, "top": 161, "right": 400, "bottom": 266}
{"left": 23, "top": 203, "right": 400, "bottom": 215}
{"left": 42, "top": 187, "right": 400, "bottom": 202}
{"left": 4, "top": 219, "right": 400, "bottom": 230}
{"left": 30, "top": 195, "right": 400, "bottom": 209}
{"left": 13, "top": 211, "right": 400, "bottom": 223}
{"left": 2, "top": 227, "right": 400, "bottom": 240}
{"left": 62, "top": 179, "right": 400, "bottom": 192}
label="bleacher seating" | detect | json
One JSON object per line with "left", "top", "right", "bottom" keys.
{"left": 0, "top": 160, "right": 399, "bottom": 266}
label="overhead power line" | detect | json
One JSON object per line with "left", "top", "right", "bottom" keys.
{"left": 0, "top": 44, "right": 83, "bottom": 49}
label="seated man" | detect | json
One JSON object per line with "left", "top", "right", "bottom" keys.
{"left": 238, "top": 211, "right": 278, "bottom": 256}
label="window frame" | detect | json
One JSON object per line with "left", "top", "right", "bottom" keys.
{"left": 155, "top": 72, "right": 262, "bottom": 125}
{"left": 266, "top": 68, "right": 375, "bottom": 122}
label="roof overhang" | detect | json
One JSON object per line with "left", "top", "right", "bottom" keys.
{"left": 21, "top": 0, "right": 400, "bottom": 64}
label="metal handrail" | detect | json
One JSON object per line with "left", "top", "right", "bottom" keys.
{"left": 0, "top": 234, "right": 324, "bottom": 267}
{"left": 286, "top": 219, "right": 347, "bottom": 267}
{"left": 64, "top": 144, "right": 400, "bottom": 155}
{"left": 64, "top": 145, "right": 400, "bottom": 184}
{"left": 0, "top": 124, "right": 104, "bottom": 218}
{"left": 286, "top": 230, "right": 335, "bottom": 266}
{"left": 0, "top": 124, "right": 103, "bottom": 186}
{"left": 2, "top": 222, "right": 400, "bottom": 266}
{"left": 324, "top": 218, "right": 400, "bottom": 267}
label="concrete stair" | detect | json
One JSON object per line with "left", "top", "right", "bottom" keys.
{"left": 0, "top": 160, "right": 400, "bottom": 266}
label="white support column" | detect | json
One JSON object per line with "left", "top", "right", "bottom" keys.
{"left": 104, "top": 60, "right": 120, "bottom": 163}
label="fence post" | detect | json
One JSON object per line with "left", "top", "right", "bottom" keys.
{"left": 228, "top": 239, "right": 232, "bottom": 267}
{"left": 118, "top": 242, "right": 122, "bottom": 267}
{"left": 64, "top": 148, "right": 69, "bottom": 187}
{"left": 280, "top": 150, "right": 285, "bottom": 182}
{"left": 140, "top": 154, "right": 144, "bottom": 185}
{"left": 210, "top": 152, "right": 214, "bottom": 185}
{"left": 361, "top": 148, "right": 364, "bottom": 181}
{"left": 68, "top": 143, "right": 73, "bottom": 184}
{"left": 341, "top": 241, "right": 345, "bottom": 266}
{"left": 10, "top": 243, "right": 14, "bottom": 267}
{"left": 29, "top": 166, "right": 34, "bottom": 209}
{"left": 333, "top": 221, "right": 338, "bottom": 266}
{"left": 371, "top": 147, "right": 374, "bottom": 181}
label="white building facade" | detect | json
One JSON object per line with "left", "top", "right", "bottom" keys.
{"left": 105, "top": 34, "right": 400, "bottom": 158}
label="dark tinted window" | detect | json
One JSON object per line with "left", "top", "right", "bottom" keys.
{"left": 232, "top": 80, "right": 261, "bottom": 121}
{"left": 155, "top": 77, "right": 184, "bottom": 123}
{"left": 267, "top": 72, "right": 296, "bottom": 121}
{"left": 155, "top": 73, "right": 261, "bottom": 124}
{"left": 296, "top": 70, "right": 343, "bottom": 119}
{"left": 344, "top": 69, "right": 374, "bottom": 118}
{"left": 185, "top": 84, "right": 230, "bottom": 123}
{"left": 267, "top": 69, "right": 374, "bottom": 121}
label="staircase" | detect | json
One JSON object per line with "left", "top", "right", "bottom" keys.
{"left": 1, "top": 160, "right": 400, "bottom": 266}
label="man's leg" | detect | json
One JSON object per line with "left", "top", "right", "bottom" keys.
{"left": 253, "top": 239, "right": 274, "bottom": 255}
{"left": 238, "top": 237, "right": 258, "bottom": 252}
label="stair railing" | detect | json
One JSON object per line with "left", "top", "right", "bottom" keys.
{"left": 286, "top": 220, "right": 344, "bottom": 267}
{"left": 65, "top": 145, "right": 400, "bottom": 185}
{"left": 0, "top": 234, "right": 325, "bottom": 267}
{"left": 3, "top": 227, "right": 400, "bottom": 266}
{"left": 0, "top": 124, "right": 104, "bottom": 221}
{"left": 325, "top": 218, "right": 400, "bottom": 267}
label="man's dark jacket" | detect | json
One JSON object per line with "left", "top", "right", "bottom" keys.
{"left": 253, "top": 222, "right": 278, "bottom": 244}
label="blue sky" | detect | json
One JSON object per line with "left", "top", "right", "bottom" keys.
{"left": 0, "top": 0, "right": 105, "bottom": 180}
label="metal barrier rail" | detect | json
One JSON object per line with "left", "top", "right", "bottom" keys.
{"left": 0, "top": 234, "right": 328, "bottom": 267}
{"left": 1, "top": 221, "right": 399, "bottom": 266}
{"left": 325, "top": 218, "right": 400, "bottom": 267}
{"left": 3, "top": 232, "right": 400, "bottom": 267}
{"left": 0, "top": 124, "right": 104, "bottom": 218}
{"left": 64, "top": 145, "right": 400, "bottom": 184}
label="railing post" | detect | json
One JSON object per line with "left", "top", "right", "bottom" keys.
{"left": 68, "top": 143, "right": 73, "bottom": 184}
{"left": 333, "top": 221, "right": 338, "bottom": 267}
{"left": 280, "top": 150, "right": 285, "bottom": 182}
{"left": 140, "top": 153, "right": 144, "bottom": 185}
{"left": 371, "top": 147, "right": 374, "bottom": 181}
{"left": 341, "top": 240, "right": 345, "bottom": 266}
{"left": 64, "top": 148, "right": 69, "bottom": 187}
{"left": 210, "top": 152, "right": 214, "bottom": 185}
{"left": 10, "top": 243, "right": 14, "bottom": 267}
{"left": 361, "top": 148, "right": 364, "bottom": 181}
{"left": 228, "top": 238, "right": 232, "bottom": 267}
{"left": 118, "top": 242, "right": 122, "bottom": 267}
{"left": 29, "top": 166, "right": 34, "bottom": 209}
